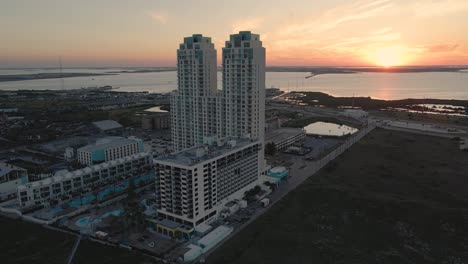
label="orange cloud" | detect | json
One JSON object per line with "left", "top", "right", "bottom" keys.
{"left": 423, "top": 43, "right": 459, "bottom": 53}
{"left": 150, "top": 12, "right": 168, "bottom": 25}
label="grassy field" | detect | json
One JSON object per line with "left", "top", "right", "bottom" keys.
{"left": 0, "top": 216, "right": 74, "bottom": 264}
{"left": 73, "top": 240, "right": 155, "bottom": 264}
{"left": 208, "top": 128, "right": 468, "bottom": 264}
{"left": 0, "top": 217, "right": 156, "bottom": 264}
{"left": 268, "top": 109, "right": 357, "bottom": 128}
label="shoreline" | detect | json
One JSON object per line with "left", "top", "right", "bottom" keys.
{"left": 278, "top": 91, "right": 468, "bottom": 111}
{"left": 1, "top": 65, "right": 467, "bottom": 82}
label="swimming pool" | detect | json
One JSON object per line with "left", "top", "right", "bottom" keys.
{"left": 51, "top": 207, "right": 64, "bottom": 214}
{"left": 75, "top": 209, "right": 124, "bottom": 228}
{"left": 68, "top": 173, "right": 155, "bottom": 207}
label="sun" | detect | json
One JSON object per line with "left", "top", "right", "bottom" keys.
{"left": 369, "top": 46, "right": 409, "bottom": 67}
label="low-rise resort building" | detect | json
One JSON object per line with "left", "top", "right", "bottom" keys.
{"left": 0, "top": 162, "right": 28, "bottom": 201}
{"left": 77, "top": 136, "right": 144, "bottom": 166}
{"left": 17, "top": 152, "right": 152, "bottom": 208}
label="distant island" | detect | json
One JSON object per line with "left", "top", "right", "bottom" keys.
{"left": 1, "top": 66, "right": 467, "bottom": 82}
{"left": 0, "top": 72, "right": 115, "bottom": 82}
{"left": 113, "top": 65, "right": 468, "bottom": 75}
{"left": 106, "top": 67, "right": 177, "bottom": 73}
{"left": 283, "top": 91, "right": 468, "bottom": 110}
{"left": 266, "top": 65, "right": 468, "bottom": 75}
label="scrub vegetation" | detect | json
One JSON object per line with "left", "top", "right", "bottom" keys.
{"left": 209, "top": 129, "right": 468, "bottom": 264}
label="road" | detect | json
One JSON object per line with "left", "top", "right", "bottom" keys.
{"left": 267, "top": 102, "right": 363, "bottom": 126}
{"left": 67, "top": 234, "right": 82, "bottom": 264}
{"left": 371, "top": 117, "right": 468, "bottom": 138}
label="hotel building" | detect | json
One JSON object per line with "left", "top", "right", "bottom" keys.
{"left": 155, "top": 138, "right": 261, "bottom": 227}
{"left": 171, "top": 34, "right": 219, "bottom": 151}
{"left": 154, "top": 31, "right": 266, "bottom": 228}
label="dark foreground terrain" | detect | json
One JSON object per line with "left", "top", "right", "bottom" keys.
{"left": 0, "top": 217, "right": 74, "bottom": 264}
{"left": 0, "top": 216, "right": 155, "bottom": 264}
{"left": 209, "top": 129, "right": 468, "bottom": 264}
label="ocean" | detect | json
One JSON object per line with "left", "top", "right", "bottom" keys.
{"left": 1, "top": 68, "right": 467, "bottom": 100}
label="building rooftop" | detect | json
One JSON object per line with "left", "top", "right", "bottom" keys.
{"left": 78, "top": 137, "right": 141, "bottom": 153}
{"left": 158, "top": 218, "right": 182, "bottom": 229}
{"left": 267, "top": 166, "right": 289, "bottom": 179}
{"left": 145, "top": 106, "right": 168, "bottom": 113}
{"left": 197, "top": 225, "right": 233, "bottom": 248}
{"left": 0, "top": 162, "right": 26, "bottom": 177}
{"left": 183, "top": 244, "right": 203, "bottom": 261}
{"left": 266, "top": 127, "right": 305, "bottom": 143}
{"left": 92, "top": 120, "right": 123, "bottom": 131}
{"left": 194, "top": 223, "right": 212, "bottom": 234}
{"left": 155, "top": 137, "right": 259, "bottom": 167}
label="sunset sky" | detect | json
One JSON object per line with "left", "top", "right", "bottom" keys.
{"left": 1, "top": 0, "right": 468, "bottom": 67}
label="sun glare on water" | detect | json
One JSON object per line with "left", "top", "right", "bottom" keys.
{"left": 369, "top": 46, "right": 409, "bottom": 67}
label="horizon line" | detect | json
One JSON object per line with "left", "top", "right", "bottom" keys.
{"left": 1, "top": 64, "right": 468, "bottom": 70}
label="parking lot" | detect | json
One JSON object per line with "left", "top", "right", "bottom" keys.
{"left": 127, "top": 232, "right": 177, "bottom": 256}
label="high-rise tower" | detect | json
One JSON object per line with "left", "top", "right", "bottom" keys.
{"left": 171, "top": 34, "right": 218, "bottom": 151}
{"left": 222, "top": 31, "right": 265, "bottom": 142}
{"left": 154, "top": 32, "right": 266, "bottom": 230}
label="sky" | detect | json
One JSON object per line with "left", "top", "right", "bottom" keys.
{"left": 1, "top": 0, "right": 468, "bottom": 67}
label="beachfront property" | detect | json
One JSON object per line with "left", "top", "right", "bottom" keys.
{"left": 77, "top": 136, "right": 144, "bottom": 166}
{"left": 171, "top": 32, "right": 266, "bottom": 151}
{"left": 154, "top": 137, "right": 261, "bottom": 228}
{"left": 170, "top": 34, "right": 219, "bottom": 152}
{"left": 154, "top": 32, "right": 267, "bottom": 231}
{"left": 0, "top": 162, "right": 28, "bottom": 201}
{"left": 265, "top": 127, "right": 306, "bottom": 151}
{"left": 17, "top": 152, "right": 152, "bottom": 207}
{"left": 222, "top": 31, "right": 266, "bottom": 143}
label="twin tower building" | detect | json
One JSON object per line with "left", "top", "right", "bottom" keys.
{"left": 153, "top": 32, "right": 267, "bottom": 231}
{"left": 171, "top": 31, "right": 265, "bottom": 151}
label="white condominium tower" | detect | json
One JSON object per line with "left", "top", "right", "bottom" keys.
{"left": 222, "top": 31, "right": 265, "bottom": 143}
{"left": 154, "top": 32, "right": 266, "bottom": 229}
{"left": 171, "top": 34, "right": 218, "bottom": 151}
{"left": 171, "top": 32, "right": 266, "bottom": 151}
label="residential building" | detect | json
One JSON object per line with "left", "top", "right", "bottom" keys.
{"left": 155, "top": 138, "right": 261, "bottom": 227}
{"left": 155, "top": 31, "right": 266, "bottom": 229}
{"left": 0, "top": 162, "right": 28, "bottom": 201}
{"left": 170, "top": 31, "right": 266, "bottom": 151}
{"left": 17, "top": 152, "right": 152, "bottom": 207}
{"left": 142, "top": 112, "right": 170, "bottom": 130}
{"left": 171, "top": 34, "right": 219, "bottom": 151}
{"left": 222, "top": 31, "right": 266, "bottom": 143}
{"left": 266, "top": 127, "right": 306, "bottom": 151}
{"left": 77, "top": 136, "right": 144, "bottom": 166}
